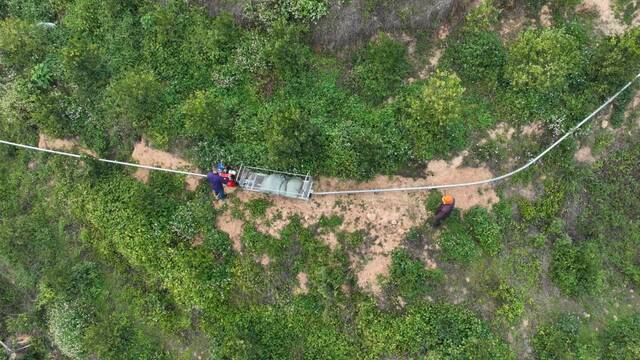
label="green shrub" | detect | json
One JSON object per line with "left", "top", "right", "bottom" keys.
{"left": 317, "top": 214, "right": 342, "bottom": 229}
{"left": 504, "top": 27, "right": 584, "bottom": 120}
{"left": 439, "top": 211, "right": 480, "bottom": 263}
{"left": 357, "top": 300, "right": 515, "bottom": 358}
{"left": 465, "top": 0, "right": 500, "bottom": 31}
{"left": 61, "top": 36, "right": 110, "bottom": 91}
{"left": 103, "top": 68, "right": 165, "bottom": 139}
{"left": 442, "top": 29, "right": 506, "bottom": 86}
{"left": 246, "top": 198, "right": 272, "bottom": 218}
{"left": 264, "top": 105, "right": 324, "bottom": 171}
{"left": 533, "top": 314, "right": 582, "bottom": 360}
{"left": 0, "top": 18, "right": 47, "bottom": 70}
{"left": 48, "top": 300, "right": 91, "bottom": 359}
{"left": 385, "top": 248, "right": 443, "bottom": 302}
{"left": 600, "top": 313, "right": 640, "bottom": 360}
{"left": 590, "top": 27, "right": 640, "bottom": 97}
{"left": 492, "top": 282, "right": 525, "bottom": 325}
{"left": 245, "top": 0, "right": 329, "bottom": 24}
{"left": 465, "top": 207, "right": 502, "bottom": 256}
{"left": 351, "top": 33, "right": 411, "bottom": 104}
{"left": 518, "top": 179, "right": 568, "bottom": 226}
{"left": 181, "top": 88, "right": 237, "bottom": 142}
{"left": 425, "top": 189, "right": 443, "bottom": 213}
{"left": 551, "top": 235, "right": 604, "bottom": 296}
{"left": 404, "top": 70, "right": 467, "bottom": 161}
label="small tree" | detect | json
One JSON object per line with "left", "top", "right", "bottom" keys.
{"left": 265, "top": 105, "right": 322, "bottom": 171}
{"left": 590, "top": 27, "right": 640, "bottom": 97}
{"left": 351, "top": 33, "right": 411, "bottom": 104}
{"left": 0, "top": 18, "right": 46, "bottom": 70}
{"left": 103, "top": 69, "right": 164, "bottom": 134}
{"left": 504, "top": 28, "right": 583, "bottom": 118}
{"left": 181, "top": 89, "right": 236, "bottom": 141}
{"left": 405, "top": 70, "right": 466, "bottom": 161}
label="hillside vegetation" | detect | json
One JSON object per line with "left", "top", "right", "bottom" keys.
{"left": 1, "top": 0, "right": 640, "bottom": 359}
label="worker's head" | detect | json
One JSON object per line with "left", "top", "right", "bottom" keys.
{"left": 211, "top": 166, "right": 218, "bottom": 174}
{"left": 442, "top": 194, "right": 454, "bottom": 205}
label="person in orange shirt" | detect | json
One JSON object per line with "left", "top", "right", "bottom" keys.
{"left": 433, "top": 194, "right": 455, "bottom": 227}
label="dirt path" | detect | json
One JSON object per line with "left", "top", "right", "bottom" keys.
{"left": 38, "top": 134, "right": 97, "bottom": 157}
{"left": 131, "top": 139, "right": 202, "bottom": 191}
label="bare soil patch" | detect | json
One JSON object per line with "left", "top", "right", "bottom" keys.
{"left": 358, "top": 255, "right": 391, "bottom": 294}
{"left": 259, "top": 254, "right": 271, "bottom": 267}
{"left": 577, "top": 0, "right": 636, "bottom": 34}
{"left": 131, "top": 139, "right": 202, "bottom": 191}
{"left": 191, "top": 234, "right": 204, "bottom": 247}
{"left": 294, "top": 272, "right": 309, "bottom": 295}
{"left": 539, "top": 5, "right": 553, "bottom": 27}
{"left": 215, "top": 212, "right": 244, "bottom": 252}
{"left": 488, "top": 123, "right": 516, "bottom": 140}
{"left": 574, "top": 146, "right": 597, "bottom": 164}
{"left": 38, "top": 134, "right": 97, "bottom": 157}
{"left": 522, "top": 122, "right": 544, "bottom": 136}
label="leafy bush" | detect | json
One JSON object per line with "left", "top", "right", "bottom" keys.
{"left": 551, "top": 235, "right": 604, "bottom": 296}
{"left": 61, "top": 36, "right": 110, "bottom": 91}
{"left": 600, "top": 313, "right": 640, "bottom": 360}
{"left": 504, "top": 28, "right": 584, "bottom": 120}
{"left": 426, "top": 189, "right": 443, "bottom": 213}
{"left": 465, "top": 206, "right": 502, "bottom": 256}
{"left": 385, "top": 248, "right": 443, "bottom": 302}
{"left": 439, "top": 211, "right": 480, "bottom": 263}
{"left": 245, "top": 0, "right": 329, "bottom": 24}
{"left": 103, "top": 68, "right": 164, "bottom": 140}
{"left": 181, "top": 88, "right": 237, "bottom": 142}
{"left": 48, "top": 300, "right": 91, "bottom": 359}
{"left": 0, "top": 18, "right": 47, "bottom": 70}
{"left": 590, "top": 27, "right": 640, "bottom": 97}
{"left": 442, "top": 3, "right": 505, "bottom": 88}
{"left": 404, "top": 70, "right": 467, "bottom": 161}
{"left": 533, "top": 314, "right": 582, "bottom": 360}
{"left": 491, "top": 282, "right": 525, "bottom": 325}
{"left": 351, "top": 33, "right": 411, "bottom": 104}
{"left": 465, "top": 0, "right": 500, "bottom": 31}
{"left": 518, "top": 179, "right": 569, "bottom": 226}
{"left": 264, "top": 105, "right": 324, "bottom": 171}
{"left": 357, "top": 300, "right": 515, "bottom": 358}
{"left": 246, "top": 198, "right": 272, "bottom": 218}
{"left": 317, "top": 214, "right": 342, "bottom": 229}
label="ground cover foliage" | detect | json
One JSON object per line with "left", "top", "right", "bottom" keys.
{"left": 1, "top": 0, "right": 640, "bottom": 358}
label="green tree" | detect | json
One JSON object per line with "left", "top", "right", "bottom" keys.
{"left": 351, "top": 33, "right": 411, "bottom": 104}
{"left": 504, "top": 28, "right": 584, "bottom": 118}
{"left": 0, "top": 18, "right": 46, "bottom": 70}
{"left": 181, "top": 89, "right": 236, "bottom": 142}
{"left": 103, "top": 68, "right": 164, "bottom": 142}
{"left": 264, "top": 105, "right": 323, "bottom": 171}
{"left": 405, "top": 70, "right": 466, "bottom": 161}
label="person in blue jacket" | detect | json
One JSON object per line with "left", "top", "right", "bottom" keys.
{"left": 207, "top": 167, "right": 225, "bottom": 200}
